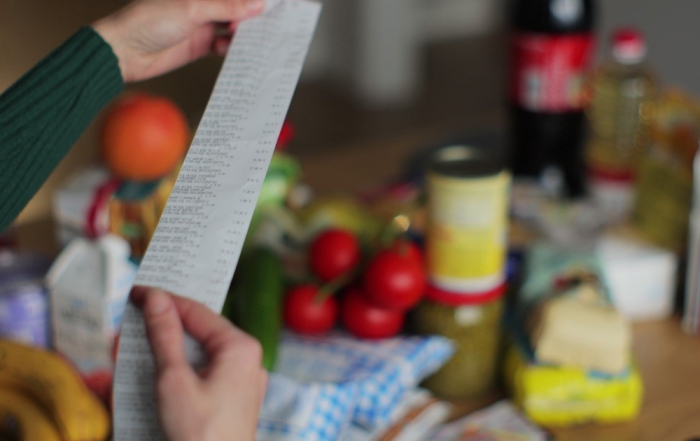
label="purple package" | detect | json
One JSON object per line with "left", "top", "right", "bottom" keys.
{"left": 0, "top": 251, "right": 52, "bottom": 348}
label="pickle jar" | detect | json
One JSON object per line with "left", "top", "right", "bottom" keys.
{"left": 411, "top": 284, "right": 505, "bottom": 400}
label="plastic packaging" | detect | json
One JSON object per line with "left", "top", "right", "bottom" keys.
{"left": 586, "top": 28, "right": 657, "bottom": 218}
{"left": 52, "top": 166, "right": 177, "bottom": 261}
{"left": 0, "top": 251, "right": 53, "bottom": 348}
{"left": 505, "top": 346, "right": 643, "bottom": 427}
{"left": 257, "top": 332, "right": 454, "bottom": 441}
{"left": 597, "top": 233, "right": 677, "bottom": 322}
{"left": 632, "top": 90, "right": 700, "bottom": 251}
{"left": 428, "top": 400, "right": 548, "bottom": 441}
{"left": 508, "top": 0, "right": 597, "bottom": 197}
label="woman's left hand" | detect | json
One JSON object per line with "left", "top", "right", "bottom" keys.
{"left": 93, "top": 0, "right": 265, "bottom": 83}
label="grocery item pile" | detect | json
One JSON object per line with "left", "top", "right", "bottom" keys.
{"left": 4, "top": 3, "right": 700, "bottom": 438}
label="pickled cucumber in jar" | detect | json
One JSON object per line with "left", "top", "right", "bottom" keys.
{"left": 411, "top": 294, "right": 504, "bottom": 400}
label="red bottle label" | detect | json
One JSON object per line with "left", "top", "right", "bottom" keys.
{"left": 510, "top": 32, "right": 595, "bottom": 112}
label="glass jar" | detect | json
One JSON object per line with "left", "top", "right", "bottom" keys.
{"left": 411, "top": 286, "right": 505, "bottom": 400}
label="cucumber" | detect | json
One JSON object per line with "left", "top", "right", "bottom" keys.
{"left": 222, "top": 247, "right": 284, "bottom": 371}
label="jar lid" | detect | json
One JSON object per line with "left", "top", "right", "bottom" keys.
{"left": 427, "top": 144, "right": 505, "bottom": 179}
{"left": 425, "top": 283, "right": 506, "bottom": 306}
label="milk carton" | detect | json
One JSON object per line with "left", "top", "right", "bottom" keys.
{"left": 46, "top": 234, "right": 137, "bottom": 399}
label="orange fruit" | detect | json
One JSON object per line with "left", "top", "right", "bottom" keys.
{"left": 101, "top": 93, "right": 190, "bottom": 181}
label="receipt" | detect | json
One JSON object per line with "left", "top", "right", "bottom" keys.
{"left": 112, "top": 1, "right": 321, "bottom": 439}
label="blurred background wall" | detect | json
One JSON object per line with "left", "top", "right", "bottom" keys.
{"left": 2, "top": 0, "right": 699, "bottom": 224}
{"left": 305, "top": 0, "right": 700, "bottom": 105}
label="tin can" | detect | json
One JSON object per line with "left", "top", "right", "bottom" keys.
{"left": 0, "top": 251, "right": 52, "bottom": 348}
{"left": 426, "top": 145, "right": 510, "bottom": 294}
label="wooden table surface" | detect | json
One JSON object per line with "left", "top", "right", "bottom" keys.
{"left": 296, "top": 126, "right": 700, "bottom": 441}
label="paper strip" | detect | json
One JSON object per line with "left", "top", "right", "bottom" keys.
{"left": 112, "top": 2, "right": 321, "bottom": 438}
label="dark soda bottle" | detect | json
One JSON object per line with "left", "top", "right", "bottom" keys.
{"left": 508, "top": 0, "right": 596, "bottom": 197}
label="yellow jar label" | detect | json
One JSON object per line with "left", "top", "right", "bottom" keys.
{"left": 427, "top": 171, "right": 510, "bottom": 286}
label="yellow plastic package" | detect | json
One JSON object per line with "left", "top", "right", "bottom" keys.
{"left": 504, "top": 346, "right": 643, "bottom": 427}
{"left": 633, "top": 89, "right": 700, "bottom": 251}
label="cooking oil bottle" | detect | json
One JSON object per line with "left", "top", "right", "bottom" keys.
{"left": 585, "top": 28, "right": 657, "bottom": 219}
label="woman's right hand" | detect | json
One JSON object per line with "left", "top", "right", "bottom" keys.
{"left": 132, "top": 287, "right": 267, "bottom": 441}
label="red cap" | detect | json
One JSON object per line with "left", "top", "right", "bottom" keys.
{"left": 587, "top": 164, "right": 635, "bottom": 183}
{"left": 612, "top": 28, "right": 646, "bottom": 64}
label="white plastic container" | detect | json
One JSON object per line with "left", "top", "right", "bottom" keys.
{"left": 597, "top": 234, "right": 677, "bottom": 321}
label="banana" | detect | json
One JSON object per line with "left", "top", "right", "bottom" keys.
{"left": 0, "top": 387, "right": 62, "bottom": 441}
{"left": 0, "top": 339, "right": 111, "bottom": 441}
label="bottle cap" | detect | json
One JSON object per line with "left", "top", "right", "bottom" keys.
{"left": 612, "top": 28, "right": 647, "bottom": 64}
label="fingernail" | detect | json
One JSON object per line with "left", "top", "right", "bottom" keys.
{"left": 246, "top": 0, "right": 265, "bottom": 14}
{"left": 146, "top": 291, "right": 171, "bottom": 316}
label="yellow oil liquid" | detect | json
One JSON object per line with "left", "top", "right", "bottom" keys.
{"left": 585, "top": 61, "right": 656, "bottom": 175}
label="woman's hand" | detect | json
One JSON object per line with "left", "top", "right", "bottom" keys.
{"left": 92, "top": 0, "right": 265, "bottom": 83}
{"left": 131, "top": 287, "right": 267, "bottom": 441}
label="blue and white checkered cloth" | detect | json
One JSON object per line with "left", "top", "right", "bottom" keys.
{"left": 256, "top": 332, "right": 454, "bottom": 441}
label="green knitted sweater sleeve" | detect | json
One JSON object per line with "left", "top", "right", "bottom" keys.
{"left": 0, "top": 27, "right": 124, "bottom": 232}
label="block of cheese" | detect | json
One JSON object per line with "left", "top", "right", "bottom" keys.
{"left": 531, "top": 284, "right": 632, "bottom": 374}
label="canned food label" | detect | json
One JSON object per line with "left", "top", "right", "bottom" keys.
{"left": 427, "top": 171, "right": 510, "bottom": 290}
{"left": 455, "top": 306, "right": 483, "bottom": 326}
{"left": 511, "top": 32, "right": 595, "bottom": 112}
